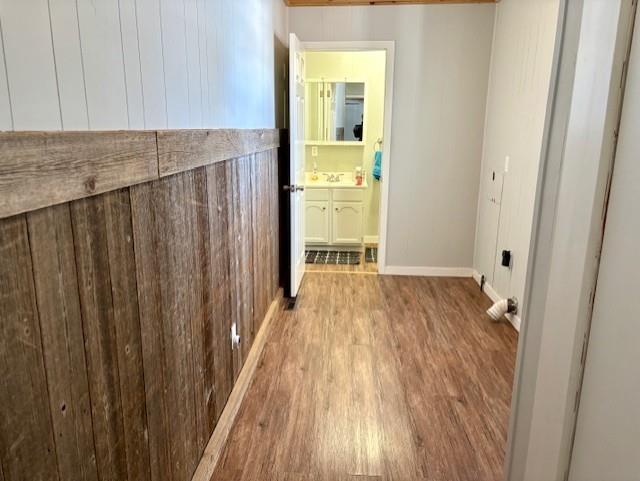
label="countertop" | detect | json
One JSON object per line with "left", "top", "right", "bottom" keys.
{"left": 305, "top": 172, "right": 368, "bottom": 189}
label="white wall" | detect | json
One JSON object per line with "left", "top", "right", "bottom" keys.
{"left": 0, "top": 0, "right": 289, "bottom": 132}
{"left": 473, "top": 0, "right": 560, "bottom": 318}
{"left": 569, "top": 5, "right": 640, "bottom": 478}
{"left": 291, "top": 5, "right": 495, "bottom": 269}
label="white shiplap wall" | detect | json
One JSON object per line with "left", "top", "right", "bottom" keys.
{"left": 473, "top": 0, "right": 560, "bottom": 317}
{"left": 0, "top": 0, "right": 288, "bottom": 132}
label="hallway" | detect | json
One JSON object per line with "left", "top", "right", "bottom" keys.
{"left": 211, "top": 274, "right": 518, "bottom": 481}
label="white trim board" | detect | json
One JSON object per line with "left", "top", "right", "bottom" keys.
{"left": 472, "top": 271, "right": 521, "bottom": 332}
{"left": 384, "top": 266, "right": 473, "bottom": 278}
{"left": 506, "top": 313, "right": 522, "bottom": 332}
{"left": 472, "top": 270, "right": 501, "bottom": 303}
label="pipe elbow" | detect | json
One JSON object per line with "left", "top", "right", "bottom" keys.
{"left": 487, "top": 299, "right": 510, "bottom": 321}
{"left": 487, "top": 297, "right": 518, "bottom": 321}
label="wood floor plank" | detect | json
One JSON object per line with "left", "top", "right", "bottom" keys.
{"left": 212, "top": 341, "right": 285, "bottom": 479}
{"left": 349, "top": 344, "right": 383, "bottom": 477}
{"left": 271, "top": 310, "right": 323, "bottom": 478}
{"left": 305, "top": 261, "right": 378, "bottom": 273}
{"left": 369, "top": 310, "right": 424, "bottom": 481}
{"left": 208, "top": 274, "right": 517, "bottom": 481}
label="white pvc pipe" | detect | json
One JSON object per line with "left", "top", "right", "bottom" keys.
{"left": 487, "top": 299, "right": 510, "bottom": 321}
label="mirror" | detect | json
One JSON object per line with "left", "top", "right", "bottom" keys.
{"left": 305, "top": 81, "right": 365, "bottom": 143}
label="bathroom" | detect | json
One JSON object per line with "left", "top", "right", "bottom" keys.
{"left": 303, "top": 50, "right": 387, "bottom": 271}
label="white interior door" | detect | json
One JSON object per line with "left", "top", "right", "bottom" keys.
{"left": 568, "top": 9, "right": 640, "bottom": 481}
{"left": 289, "top": 33, "right": 306, "bottom": 297}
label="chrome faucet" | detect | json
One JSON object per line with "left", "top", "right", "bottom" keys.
{"left": 322, "top": 173, "right": 344, "bottom": 183}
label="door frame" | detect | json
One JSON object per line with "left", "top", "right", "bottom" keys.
{"left": 503, "top": 1, "right": 637, "bottom": 480}
{"left": 302, "top": 40, "right": 395, "bottom": 274}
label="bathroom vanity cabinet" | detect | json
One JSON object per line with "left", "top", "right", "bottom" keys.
{"left": 305, "top": 187, "right": 364, "bottom": 247}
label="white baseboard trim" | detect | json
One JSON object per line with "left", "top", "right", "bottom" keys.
{"left": 506, "top": 313, "right": 521, "bottom": 332}
{"left": 363, "top": 235, "right": 379, "bottom": 245}
{"left": 384, "top": 266, "right": 474, "bottom": 278}
{"left": 483, "top": 279, "right": 502, "bottom": 304}
{"left": 472, "top": 270, "right": 521, "bottom": 332}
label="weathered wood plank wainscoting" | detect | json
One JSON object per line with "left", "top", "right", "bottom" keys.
{"left": 0, "top": 129, "right": 281, "bottom": 481}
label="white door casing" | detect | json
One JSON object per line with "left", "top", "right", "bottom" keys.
{"left": 568, "top": 6, "right": 640, "bottom": 479}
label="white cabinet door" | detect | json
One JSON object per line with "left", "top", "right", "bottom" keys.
{"left": 332, "top": 201, "right": 363, "bottom": 245}
{"left": 305, "top": 201, "right": 330, "bottom": 244}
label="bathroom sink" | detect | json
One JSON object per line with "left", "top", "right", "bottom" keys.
{"left": 324, "top": 173, "right": 344, "bottom": 183}
{"left": 305, "top": 172, "right": 368, "bottom": 189}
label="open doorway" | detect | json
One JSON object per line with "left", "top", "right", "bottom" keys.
{"left": 301, "top": 46, "right": 392, "bottom": 275}
{"left": 287, "top": 39, "right": 394, "bottom": 292}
